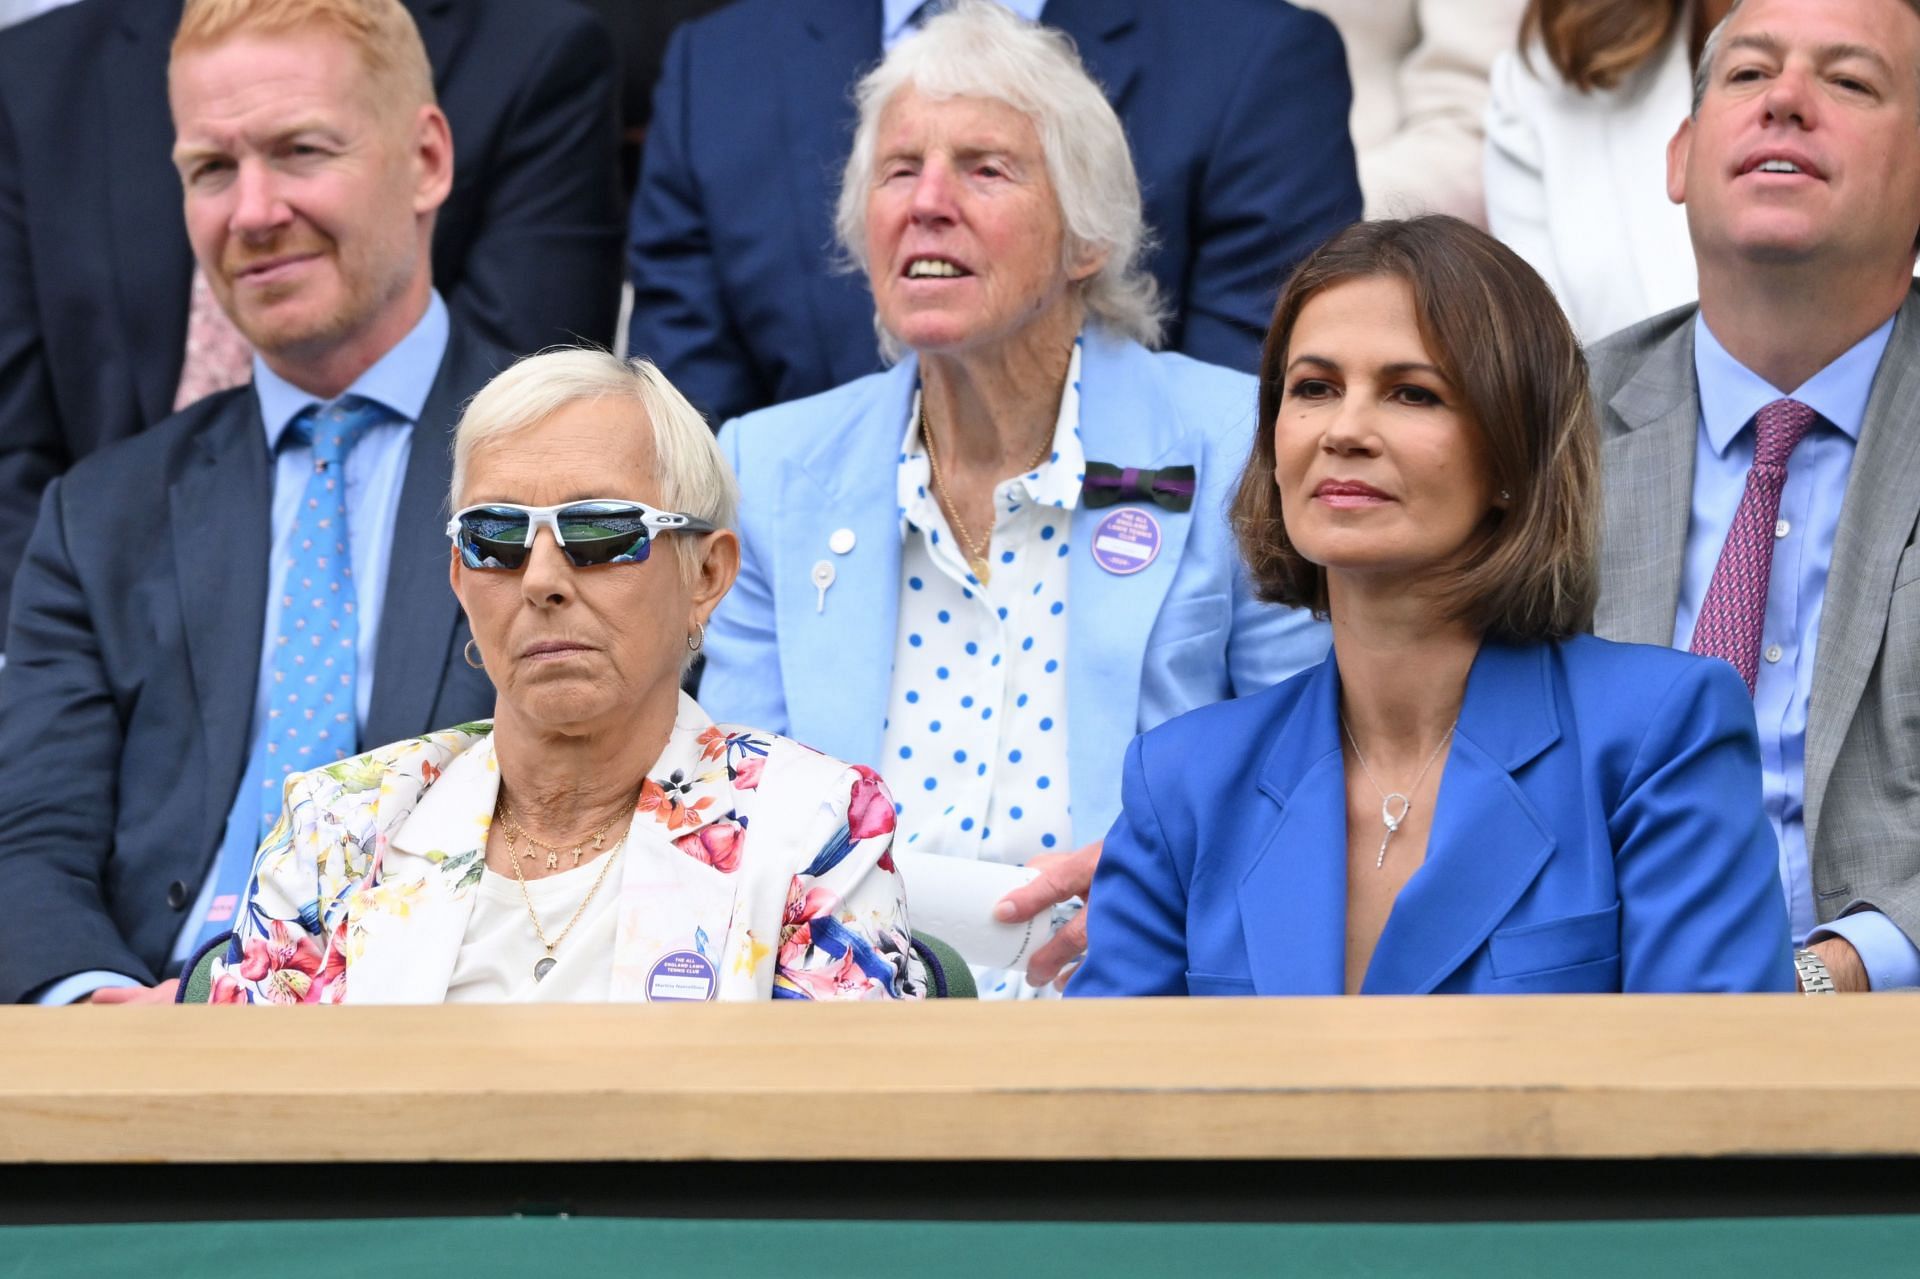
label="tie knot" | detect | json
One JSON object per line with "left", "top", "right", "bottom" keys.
{"left": 292, "top": 397, "right": 382, "bottom": 468}
{"left": 1753, "top": 398, "right": 1816, "bottom": 468}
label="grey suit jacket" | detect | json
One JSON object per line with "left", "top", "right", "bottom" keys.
{"left": 0, "top": 325, "right": 504, "bottom": 1002}
{"left": 1590, "top": 286, "right": 1920, "bottom": 945}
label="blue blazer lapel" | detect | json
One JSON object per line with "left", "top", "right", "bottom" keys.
{"left": 1236, "top": 658, "right": 1346, "bottom": 994}
{"left": 1045, "top": 0, "right": 1142, "bottom": 111}
{"left": 170, "top": 396, "right": 272, "bottom": 843}
{"left": 1361, "top": 643, "right": 1561, "bottom": 994}
{"left": 776, "top": 360, "right": 917, "bottom": 768}
{"left": 1066, "top": 330, "right": 1201, "bottom": 842}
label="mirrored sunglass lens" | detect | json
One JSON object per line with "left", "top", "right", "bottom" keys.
{"left": 458, "top": 509, "right": 533, "bottom": 569}
{"left": 556, "top": 504, "right": 651, "bottom": 566}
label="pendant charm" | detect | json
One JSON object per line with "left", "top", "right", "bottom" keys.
{"left": 533, "top": 956, "right": 557, "bottom": 982}
{"left": 545, "top": 850, "right": 558, "bottom": 871}
{"left": 1377, "top": 793, "right": 1410, "bottom": 870}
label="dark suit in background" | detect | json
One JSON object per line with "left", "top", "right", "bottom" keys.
{"left": 0, "top": 326, "right": 502, "bottom": 1003}
{"left": 626, "top": 0, "right": 1363, "bottom": 425}
{"left": 0, "top": 0, "right": 624, "bottom": 626}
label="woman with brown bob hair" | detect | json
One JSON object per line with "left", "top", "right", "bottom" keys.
{"left": 1069, "top": 217, "right": 1793, "bottom": 997}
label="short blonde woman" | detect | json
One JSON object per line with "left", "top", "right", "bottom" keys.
{"left": 699, "top": 1, "right": 1327, "bottom": 996}
{"left": 210, "top": 350, "right": 918, "bottom": 1003}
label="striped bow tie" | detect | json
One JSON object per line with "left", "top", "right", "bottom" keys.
{"left": 1080, "top": 462, "right": 1196, "bottom": 512}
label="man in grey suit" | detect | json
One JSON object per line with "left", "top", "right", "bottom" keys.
{"left": 1590, "top": 0, "right": 1920, "bottom": 992}
{"left": 0, "top": 0, "right": 498, "bottom": 1004}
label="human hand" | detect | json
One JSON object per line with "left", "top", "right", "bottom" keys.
{"left": 994, "top": 839, "right": 1100, "bottom": 990}
{"left": 1804, "top": 937, "right": 1870, "bottom": 992}
{"left": 85, "top": 979, "right": 180, "bottom": 1005}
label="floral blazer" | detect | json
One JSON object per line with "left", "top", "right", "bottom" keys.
{"left": 211, "top": 692, "right": 919, "bottom": 1003}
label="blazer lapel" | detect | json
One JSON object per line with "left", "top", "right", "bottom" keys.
{"left": 343, "top": 730, "right": 495, "bottom": 1004}
{"left": 609, "top": 694, "right": 747, "bottom": 1000}
{"left": 1236, "top": 658, "right": 1346, "bottom": 995}
{"left": 104, "top": 0, "right": 193, "bottom": 425}
{"left": 364, "top": 327, "right": 502, "bottom": 747}
{"left": 171, "top": 399, "right": 272, "bottom": 842}
{"left": 1066, "top": 330, "right": 1199, "bottom": 839}
{"left": 1043, "top": 0, "right": 1142, "bottom": 111}
{"left": 1361, "top": 643, "right": 1560, "bottom": 994}
{"left": 1596, "top": 318, "right": 1699, "bottom": 646}
{"left": 1805, "top": 288, "right": 1920, "bottom": 849}
{"left": 776, "top": 359, "right": 914, "bottom": 767}
{"left": 787, "top": 3, "right": 884, "bottom": 387}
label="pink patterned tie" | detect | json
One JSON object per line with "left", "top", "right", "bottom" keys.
{"left": 173, "top": 266, "right": 253, "bottom": 411}
{"left": 1689, "top": 398, "right": 1817, "bottom": 693}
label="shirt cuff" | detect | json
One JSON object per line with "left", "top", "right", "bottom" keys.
{"left": 1810, "top": 910, "right": 1920, "bottom": 991}
{"left": 31, "top": 971, "right": 144, "bottom": 1005}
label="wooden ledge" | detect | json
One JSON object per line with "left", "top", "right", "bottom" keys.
{"left": 2, "top": 996, "right": 1916, "bottom": 1164}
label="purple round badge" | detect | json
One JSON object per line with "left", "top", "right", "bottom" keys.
{"left": 1090, "top": 507, "right": 1162, "bottom": 575}
{"left": 646, "top": 949, "right": 718, "bottom": 1002}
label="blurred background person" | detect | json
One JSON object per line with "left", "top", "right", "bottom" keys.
{"left": 1484, "top": 0, "right": 1729, "bottom": 341}
{"left": 215, "top": 350, "right": 917, "bottom": 1004}
{"left": 625, "top": 0, "right": 1361, "bottom": 426}
{"left": 1300, "top": 0, "right": 1527, "bottom": 226}
{"left": 0, "top": 0, "right": 501, "bottom": 1005}
{"left": 1072, "top": 216, "right": 1793, "bottom": 997}
{"left": 0, "top": 0, "right": 624, "bottom": 630}
{"left": 699, "top": 3, "right": 1328, "bottom": 998}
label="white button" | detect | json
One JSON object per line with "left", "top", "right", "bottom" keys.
{"left": 829, "top": 528, "right": 856, "bottom": 555}
{"left": 1775, "top": 519, "right": 1790, "bottom": 539}
{"left": 1764, "top": 644, "right": 1784, "bottom": 664}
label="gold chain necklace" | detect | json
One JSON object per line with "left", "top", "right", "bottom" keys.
{"left": 919, "top": 400, "right": 1053, "bottom": 586}
{"left": 497, "top": 801, "right": 632, "bottom": 983}
{"left": 495, "top": 800, "right": 621, "bottom": 871}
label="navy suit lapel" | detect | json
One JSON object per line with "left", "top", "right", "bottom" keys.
{"left": 364, "top": 327, "right": 503, "bottom": 747}
{"left": 787, "top": 3, "right": 884, "bottom": 387}
{"left": 105, "top": 0, "right": 193, "bottom": 426}
{"left": 1043, "top": 0, "right": 1142, "bottom": 110}
{"left": 171, "top": 396, "right": 272, "bottom": 839}
{"left": 1361, "top": 643, "right": 1561, "bottom": 994}
{"left": 1237, "top": 658, "right": 1346, "bottom": 995}
{"left": 1065, "top": 331, "right": 1197, "bottom": 839}
{"left": 776, "top": 358, "right": 916, "bottom": 767}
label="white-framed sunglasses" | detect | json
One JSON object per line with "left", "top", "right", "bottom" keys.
{"left": 446, "top": 499, "right": 716, "bottom": 570}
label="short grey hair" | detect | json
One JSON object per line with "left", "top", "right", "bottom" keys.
{"left": 833, "top": 0, "right": 1163, "bottom": 358}
{"left": 1692, "top": 0, "right": 1920, "bottom": 115}
{"left": 448, "top": 349, "right": 738, "bottom": 584}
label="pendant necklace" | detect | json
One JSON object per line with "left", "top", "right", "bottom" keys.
{"left": 920, "top": 401, "right": 1053, "bottom": 587}
{"left": 1339, "top": 715, "right": 1457, "bottom": 869}
{"left": 498, "top": 801, "right": 631, "bottom": 982}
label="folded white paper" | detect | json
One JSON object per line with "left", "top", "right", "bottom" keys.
{"left": 893, "top": 849, "right": 1078, "bottom": 971}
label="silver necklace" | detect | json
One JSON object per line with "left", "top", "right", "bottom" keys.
{"left": 1339, "top": 715, "right": 1457, "bottom": 869}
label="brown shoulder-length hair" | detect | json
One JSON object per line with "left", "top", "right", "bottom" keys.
{"left": 1521, "top": 0, "right": 1685, "bottom": 92}
{"left": 1231, "top": 216, "right": 1598, "bottom": 642}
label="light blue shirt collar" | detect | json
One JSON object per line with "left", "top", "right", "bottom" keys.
{"left": 882, "top": 0, "right": 1047, "bottom": 45}
{"left": 252, "top": 290, "right": 451, "bottom": 448}
{"left": 1693, "top": 311, "right": 1893, "bottom": 456}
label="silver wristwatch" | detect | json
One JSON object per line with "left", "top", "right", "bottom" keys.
{"left": 1794, "top": 947, "right": 1837, "bottom": 995}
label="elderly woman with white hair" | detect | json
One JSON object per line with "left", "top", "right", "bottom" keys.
{"left": 700, "top": 1, "right": 1328, "bottom": 996}
{"left": 207, "top": 350, "right": 919, "bottom": 1004}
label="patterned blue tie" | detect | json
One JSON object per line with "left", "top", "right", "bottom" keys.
{"left": 253, "top": 397, "right": 382, "bottom": 838}
{"left": 192, "top": 398, "right": 382, "bottom": 954}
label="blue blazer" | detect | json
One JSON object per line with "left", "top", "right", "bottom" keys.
{"left": 625, "top": 0, "right": 1363, "bottom": 423}
{"left": 1071, "top": 636, "right": 1797, "bottom": 996}
{"left": 702, "top": 326, "right": 1329, "bottom": 848}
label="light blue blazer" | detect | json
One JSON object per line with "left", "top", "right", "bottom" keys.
{"left": 702, "top": 327, "right": 1328, "bottom": 846}
{"left": 1071, "top": 636, "right": 1797, "bottom": 995}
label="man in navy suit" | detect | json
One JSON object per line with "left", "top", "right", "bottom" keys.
{"left": 0, "top": 0, "right": 500, "bottom": 1004}
{"left": 0, "top": 0, "right": 624, "bottom": 629}
{"left": 627, "top": 0, "right": 1362, "bottom": 425}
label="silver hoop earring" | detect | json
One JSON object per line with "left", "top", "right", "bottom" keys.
{"left": 687, "top": 622, "right": 705, "bottom": 653}
{"left": 463, "top": 638, "right": 484, "bottom": 670}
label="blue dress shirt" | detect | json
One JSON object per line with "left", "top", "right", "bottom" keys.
{"left": 1678, "top": 314, "right": 1919, "bottom": 990}
{"left": 882, "top": 0, "right": 1046, "bottom": 47}
{"left": 39, "top": 293, "right": 449, "bottom": 1004}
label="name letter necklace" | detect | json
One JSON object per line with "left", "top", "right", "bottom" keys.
{"left": 1339, "top": 716, "right": 1457, "bottom": 869}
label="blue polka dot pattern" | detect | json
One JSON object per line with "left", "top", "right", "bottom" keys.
{"left": 880, "top": 345, "right": 1081, "bottom": 895}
